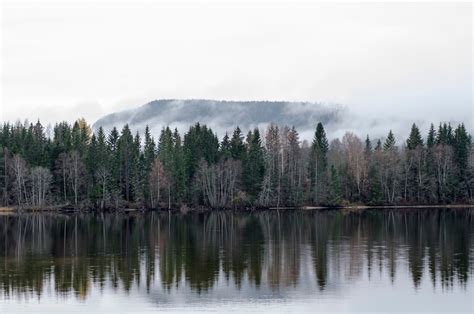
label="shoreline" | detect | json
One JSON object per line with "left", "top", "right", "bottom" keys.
{"left": 1, "top": 204, "right": 473, "bottom": 214}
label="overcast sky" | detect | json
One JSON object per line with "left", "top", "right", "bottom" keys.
{"left": 1, "top": 1, "right": 472, "bottom": 131}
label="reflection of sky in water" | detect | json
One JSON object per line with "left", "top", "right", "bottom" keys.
{"left": 0, "top": 210, "right": 473, "bottom": 313}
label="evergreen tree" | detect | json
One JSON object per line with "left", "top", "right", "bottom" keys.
{"left": 384, "top": 130, "right": 396, "bottom": 151}
{"left": 406, "top": 123, "right": 423, "bottom": 150}
{"left": 242, "top": 128, "right": 265, "bottom": 201}
{"left": 183, "top": 123, "right": 219, "bottom": 203}
{"left": 230, "top": 126, "right": 246, "bottom": 161}
{"left": 0, "top": 147, "right": 6, "bottom": 205}
{"left": 143, "top": 126, "right": 156, "bottom": 207}
{"left": 308, "top": 122, "right": 329, "bottom": 204}
{"left": 220, "top": 133, "right": 232, "bottom": 160}
{"left": 367, "top": 163, "right": 383, "bottom": 205}
{"left": 364, "top": 135, "right": 372, "bottom": 156}
{"left": 132, "top": 132, "right": 143, "bottom": 204}
{"left": 427, "top": 124, "right": 436, "bottom": 148}
{"left": 117, "top": 125, "right": 134, "bottom": 203}
{"left": 453, "top": 124, "right": 472, "bottom": 200}
{"left": 375, "top": 139, "right": 382, "bottom": 151}
{"left": 172, "top": 128, "right": 186, "bottom": 205}
{"left": 86, "top": 134, "right": 101, "bottom": 205}
{"left": 328, "top": 165, "right": 342, "bottom": 205}
{"left": 105, "top": 127, "right": 121, "bottom": 205}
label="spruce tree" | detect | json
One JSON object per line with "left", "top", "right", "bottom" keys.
{"left": 242, "top": 128, "right": 265, "bottom": 201}
{"left": 107, "top": 127, "right": 121, "bottom": 201}
{"left": 453, "top": 124, "right": 472, "bottom": 200}
{"left": 364, "top": 135, "right": 372, "bottom": 156}
{"left": 220, "top": 133, "right": 232, "bottom": 160}
{"left": 328, "top": 165, "right": 342, "bottom": 206}
{"left": 406, "top": 123, "right": 423, "bottom": 150}
{"left": 143, "top": 126, "right": 156, "bottom": 207}
{"left": 172, "top": 128, "right": 186, "bottom": 205}
{"left": 383, "top": 130, "right": 396, "bottom": 151}
{"left": 427, "top": 124, "right": 436, "bottom": 148}
{"left": 230, "top": 126, "right": 246, "bottom": 161}
{"left": 308, "top": 122, "right": 329, "bottom": 204}
{"left": 117, "top": 125, "right": 134, "bottom": 203}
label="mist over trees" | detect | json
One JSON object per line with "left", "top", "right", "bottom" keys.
{"left": 0, "top": 118, "right": 472, "bottom": 209}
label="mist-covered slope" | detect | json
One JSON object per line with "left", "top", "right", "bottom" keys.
{"left": 93, "top": 99, "right": 346, "bottom": 140}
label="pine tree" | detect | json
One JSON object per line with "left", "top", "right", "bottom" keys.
{"left": 427, "top": 124, "right": 436, "bottom": 148}
{"left": 364, "top": 135, "right": 372, "bottom": 156}
{"left": 95, "top": 127, "right": 110, "bottom": 209}
{"left": 328, "top": 165, "right": 342, "bottom": 206}
{"left": 453, "top": 123, "right": 472, "bottom": 201}
{"left": 107, "top": 127, "right": 121, "bottom": 204}
{"left": 308, "top": 122, "right": 329, "bottom": 204}
{"left": 406, "top": 123, "right": 423, "bottom": 150}
{"left": 132, "top": 132, "right": 143, "bottom": 204}
{"left": 384, "top": 130, "right": 396, "bottom": 151}
{"left": 230, "top": 126, "right": 246, "bottom": 161}
{"left": 183, "top": 123, "right": 219, "bottom": 201}
{"left": 158, "top": 127, "right": 175, "bottom": 208}
{"left": 0, "top": 147, "right": 6, "bottom": 205}
{"left": 220, "top": 133, "right": 232, "bottom": 160}
{"left": 143, "top": 126, "right": 156, "bottom": 207}
{"left": 367, "top": 163, "right": 383, "bottom": 205}
{"left": 375, "top": 139, "right": 382, "bottom": 151}
{"left": 242, "top": 128, "right": 265, "bottom": 202}
{"left": 172, "top": 128, "right": 186, "bottom": 205}
{"left": 86, "top": 134, "right": 101, "bottom": 205}
{"left": 117, "top": 125, "right": 134, "bottom": 203}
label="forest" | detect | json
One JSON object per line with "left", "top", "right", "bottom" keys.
{"left": 0, "top": 119, "right": 472, "bottom": 210}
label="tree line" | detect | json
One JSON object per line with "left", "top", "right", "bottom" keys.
{"left": 0, "top": 118, "right": 472, "bottom": 209}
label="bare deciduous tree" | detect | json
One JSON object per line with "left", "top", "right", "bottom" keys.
{"left": 10, "top": 154, "right": 28, "bottom": 206}
{"left": 198, "top": 159, "right": 239, "bottom": 208}
{"left": 68, "top": 151, "right": 84, "bottom": 207}
{"left": 29, "top": 166, "right": 52, "bottom": 207}
{"left": 149, "top": 158, "right": 167, "bottom": 209}
{"left": 342, "top": 132, "right": 367, "bottom": 199}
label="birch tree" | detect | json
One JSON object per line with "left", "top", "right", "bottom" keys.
{"left": 29, "top": 166, "right": 52, "bottom": 207}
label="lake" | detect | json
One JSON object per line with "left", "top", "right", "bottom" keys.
{"left": 0, "top": 208, "right": 472, "bottom": 313}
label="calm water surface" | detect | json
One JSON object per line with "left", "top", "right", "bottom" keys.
{"left": 0, "top": 209, "right": 473, "bottom": 313}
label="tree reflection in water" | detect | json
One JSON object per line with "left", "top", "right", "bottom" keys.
{"left": 0, "top": 209, "right": 472, "bottom": 300}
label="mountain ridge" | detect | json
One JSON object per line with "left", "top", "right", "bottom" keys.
{"left": 93, "top": 99, "right": 346, "bottom": 140}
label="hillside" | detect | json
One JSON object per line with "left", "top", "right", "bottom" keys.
{"left": 93, "top": 99, "right": 346, "bottom": 139}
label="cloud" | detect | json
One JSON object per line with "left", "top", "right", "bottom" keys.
{"left": 1, "top": 2, "right": 472, "bottom": 138}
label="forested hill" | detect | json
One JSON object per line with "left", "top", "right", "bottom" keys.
{"left": 93, "top": 99, "right": 345, "bottom": 138}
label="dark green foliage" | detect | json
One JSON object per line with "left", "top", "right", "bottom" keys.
{"left": 172, "top": 129, "right": 186, "bottom": 204}
{"left": 230, "top": 126, "right": 247, "bottom": 161}
{"left": 220, "top": 133, "right": 232, "bottom": 160}
{"left": 328, "top": 165, "right": 342, "bottom": 205}
{"left": 183, "top": 123, "right": 219, "bottom": 203}
{"left": 406, "top": 123, "right": 423, "bottom": 150}
{"left": 453, "top": 124, "right": 472, "bottom": 200}
{"left": 0, "top": 118, "right": 471, "bottom": 209}
{"left": 367, "top": 162, "right": 383, "bottom": 205}
{"left": 308, "top": 122, "right": 329, "bottom": 204}
{"left": 143, "top": 126, "right": 156, "bottom": 207}
{"left": 364, "top": 135, "right": 372, "bottom": 156}
{"left": 384, "top": 130, "right": 396, "bottom": 151}
{"left": 242, "top": 129, "right": 265, "bottom": 201}
{"left": 437, "top": 123, "right": 453, "bottom": 145}
{"left": 375, "top": 139, "right": 382, "bottom": 151}
{"left": 117, "top": 125, "right": 134, "bottom": 202}
{"left": 427, "top": 124, "right": 436, "bottom": 148}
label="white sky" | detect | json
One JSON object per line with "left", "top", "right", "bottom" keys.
{"left": 1, "top": 1, "right": 472, "bottom": 130}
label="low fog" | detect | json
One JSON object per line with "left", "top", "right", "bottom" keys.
{"left": 92, "top": 99, "right": 471, "bottom": 144}
{"left": 2, "top": 2, "right": 472, "bottom": 142}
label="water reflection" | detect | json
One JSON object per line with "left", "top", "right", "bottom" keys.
{"left": 0, "top": 209, "right": 472, "bottom": 302}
